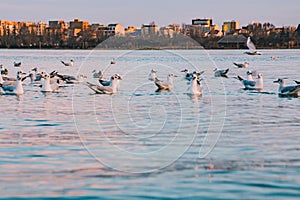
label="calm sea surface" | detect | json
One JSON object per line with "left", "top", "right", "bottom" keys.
{"left": 0, "top": 49, "right": 299, "bottom": 199}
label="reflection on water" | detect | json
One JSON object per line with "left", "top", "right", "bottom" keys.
{"left": 0, "top": 49, "right": 299, "bottom": 199}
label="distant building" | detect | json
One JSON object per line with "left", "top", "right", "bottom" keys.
{"left": 189, "top": 18, "right": 216, "bottom": 37}
{"left": 104, "top": 23, "right": 125, "bottom": 36}
{"left": 36, "top": 21, "right": 47, "bottom": 36}
{"left": 69, "top": 18, "right": 89, "bottom": 37}
{"left": 126, "top": 26, "right": 138, "bottom": 33}
{"left": 217, "top": 34, "right": 247, "bottom": 48}
{"left": 192, "top": 18, "right": 212, "bottom": 26}
{"left": 222, "top": 21, "right": 239, "bottom": 34}
{"left": 141, "top": 22, "right": 159, "bottom": 36}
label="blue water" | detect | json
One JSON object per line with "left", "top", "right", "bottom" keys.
{"left": 0, "top": 49, "right": 299, "bottom": 199}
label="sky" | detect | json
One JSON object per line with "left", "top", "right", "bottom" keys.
{"left": 0, "top": 0, "right": 299, "bottom": 28}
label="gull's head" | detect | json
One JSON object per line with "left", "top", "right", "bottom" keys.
{"left": 257, "top": 73, "right": 263, "bottom": 78}
{"left": 151, "top": 69, "right": 157, "bottom": 73}
{"left": 114, "top": 74, "right": 122, "bottom": 80}
{"left": 246, "top": 70, "right": 252, "bottom": 75}
{"left": 181, "top": 69, "right": 189, "bottom": 73}
{"left": 273, "top": 78, "right": 284, "bottom": 84}
{"left": 169, "top": 73, "right": 178, "bottom": 78}
{"left": 213, "top": 68, "right": 218, "bottom": 72}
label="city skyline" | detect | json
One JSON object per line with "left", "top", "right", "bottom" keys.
{"left": 0, "top": 0, "right": 299, "bottom": 28}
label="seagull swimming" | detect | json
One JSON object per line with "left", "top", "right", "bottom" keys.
{"left": 214, "top": 68, "right": 229, "bottom": 77}
{"left": 110, "top": 59, "right": 116, "bottom": 64}
{"left": 14, "top": 61, "right": 22, "bottom": 67}
{"left": 0, "top": 71, "right": 27, "bottom": 95}
{"left": 154, "top": 73, "right": 177, "bottom": 91}
{"left": 61, "top": 59, "right": 74, "bottom": 67}
{"left": 233, "top": 62, "right": 249, "bottom": 68}
{"left": 92, "top": 70, "right": 103, "bottom": 79}
{"left": 99, "top": 74, "right": 121, "bottom": 91}
{"left": 181, "top": 69, "right": 205, "bottom": 81}
{"left": 148, "top": 69, "right": 157, "bottom": 81}
{"left": 52, "top": 71, "right": 84, "bottom": 84}
{"left": 190, "top": 74, "right": 203, "bottom": 95}
{"left": 85, "top": 74, "right": 122, "bottom": 94}
{"left": 274, "top": 79, "right": 300, "bottom": 97}
{"left": 237, "top": 71, "right": 263, "bottom": 90}
{"left": 40, "top": 73, "right": 60, "bottom": 92}
{"left": 294, "top": 80, "right": 300, "bottom": 85}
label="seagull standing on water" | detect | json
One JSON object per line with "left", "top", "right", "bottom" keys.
{"left": 154, "top": 73, "right": 177, "bottom": 91}
{"left": 274, "top": 79, "right": 300, "bottom": 97}
{"left": 61, "top": 59, "right": 74, "bottom": 67}
{"left": 85, "top": 74, "right": 122, "bottom": 94}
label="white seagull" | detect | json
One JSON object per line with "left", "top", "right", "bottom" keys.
{"left": 214, "top": 68, "right": 229, "bottom": 77}
{"left": 233, "top": 62, "right": 249, "bottom": 68}
{"left": 148, "top": 69, "right": 157, "bottom": 81}
{"left": 237, "top": 71, "right": 263, "bottom": 91}
{"left": 85, "top": 74, "right": 122, "bottom": 94}
{"left": 274, "top": 79, "right": 300, "bottom": 97}
{"left": 154, "top": 73, "right": 177, "bottom": 91}
{"left": 181, "top": 69, "right": 205, "bottom": 81}
{"left": 61, "top": 59, "right": 74, "bottom": 67}
{"left": 41, "top": 74, "right": 60, "bottom": 92}
{"left": 0, "top": 71, "right": 27, "bottom": 95}
{"left": 244, "top": 37, "right": 261, "bottom": 55}
{"left": 92, "top": 70, "right": 103, "bottom": 79}
{"left": 190, "top": 74, "right": 203, "bottom": 95}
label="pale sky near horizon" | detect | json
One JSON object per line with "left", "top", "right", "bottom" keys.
{"left": 0, "top": 0, "right": 299, "bottom": 28}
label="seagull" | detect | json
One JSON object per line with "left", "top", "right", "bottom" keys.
{"left": 181, "top": 69, "right": 193, "bottom": 81}
{"left": 14, "top": 61, "right": 22, "bottom": 67}
{"left": 61, "top": 59, "right": 74, "bottom": 67}
{"left": 0, "top": 65, "right": 8, "bottom": 75}
{"left": 99, "top": 74, "right": 121, "bottom": 91}
{"left": 233, "top": 62, "right": 249, "bottom": 68}
{"left": 294, "top": 80, "right": 300, "bottom": 85}
{"left": 237, "top": 71, "right": 262, "bottom": 90}
{"left": 0, "top": 71, "right": 27, "bottom": 95}
{"left": 244, "top": 37, "right": 261, "bottom": 55}
{"left": 110, "top": 59, "right": 116, "bottom": 64}
{"left": 181, "top": 69, "right": 205, "bottom": 81}
{"left": 40, "top": 73, "right": 60, "bottom": 92}
{"left": 29, "top": 67, "right": 43, "bottom": 83}
{"left": 148, "top": 69, "right": 157, "bottom": 81}
{"left": 190, "top": 74, "right": 203, "bottom": 95}
{"left": 154, "top": 73, "right": 177, "bottom": 91}
{"left": 52, "top": 71, "right": 84, "bottom": 84}
{"left": 85, "top": 74, "right": 121, "bottom": 94}
{"left": 214, "top": 68, "right": 229, "bottom": 77}
{"left": 274, "top": 79, "right": 300, "bottom": 97}
{"left": 92, "top": 70, "right": 103, "bottom": 79}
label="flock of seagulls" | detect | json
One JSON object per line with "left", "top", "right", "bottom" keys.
{"left": 0, "top": 51, "right": 300, "bottom": 97}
